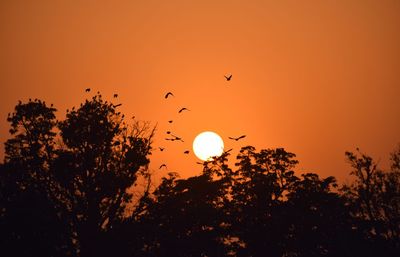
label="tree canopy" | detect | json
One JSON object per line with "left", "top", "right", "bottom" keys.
{"left": 1, "top": 96, "right": 399, "bottom": 257}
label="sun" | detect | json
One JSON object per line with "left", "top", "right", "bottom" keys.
{"left": 193, "top": 131, "right": 224, "bottom": 161}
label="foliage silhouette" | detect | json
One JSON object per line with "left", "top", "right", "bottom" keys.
{"left": 1, "top": 96, "right": 399, "bottom": 257}
{"left": 341, "top": 148, "right": 400, "bottom": 256}
{"left": 1, "top": 95, "right": 154, "bottom": 257}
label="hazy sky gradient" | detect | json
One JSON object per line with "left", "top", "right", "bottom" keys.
{"left": 1, "top": 0, "right": 399, "bottom": 182}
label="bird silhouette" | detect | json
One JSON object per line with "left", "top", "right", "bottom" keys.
{"left": 171, "top": 134, "right": 184, "bottom": 142}
{"left": 184, "top": 150, "right": 190, "bottom": 154}
{"left": 166, "top": 131, "right": 171, "bottom": 134}
{"left": 224, "top": 148, "right": 233, "bottom": 153}
{"left": 168, "top": 120, "right": 173, "bottom": 123}
{"left": 229, "top": 135, "right": 246, "bottom": 141}
{"left": 165, "top": 92, "right": 174, "bottom": 99}
{"left": 178, "top": 107, "right": 190, "bottom": 113}
{"left": 224, "top": 74, "right": 232, "bottom": 81}
{"left": 159, "top": 147, "right": 165, "bottom": 151}
{"left": 85, "top": 88, "right": 90, "bottom": 92}
{"left": 113, "top": 94, "right": 118, "bottom": 98}
{"left": 159, "top": 164, "right": 167, "bottom": 169}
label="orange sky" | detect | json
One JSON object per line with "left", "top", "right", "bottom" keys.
{"left": 1, "top": 0, "right": 399, "bottom": 183}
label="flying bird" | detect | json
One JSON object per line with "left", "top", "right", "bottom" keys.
{"left": 113, "top": 94, "right": 118, "bottom": 98}
{"left": 175, "top": 137, "right": 184, "bottom": 142}
{"left": 166, "top": 131, "right": 171, "bottom": 134}
{"left": 178, "top": 107, "right": 190, "bottom": 113}
{"left": 85, "top": 88, "right": 90, "bottom": 92}
{"left": 171, "top": 134, "right": 184, "bottom": 142}
{"left": 184, "top": 150, "right": 190, "bottom": 154}
{"left": 165, "top": 92, "right": 174, "bottom": 99}
{"left": 168, "top": 120, "right": 173, "bottom": 123}
{"left": 229, "top": 135, "right": 246, "bottom": 141}
{"left": 159, "top": 147, "right": 165, "bottom": 151}
{"left": 159, "top": 164, "right": 167, "bottom": 169}
{"left": 224, "top": 148, "right": 233, "bottom": 154}
{"left": 224, "top": 74, "right": 232, "bottom": 81}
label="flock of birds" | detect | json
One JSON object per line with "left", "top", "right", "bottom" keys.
{"left": 84, "top": 74, "right": 246, "bottom": 171}
{"left": 157, "top": 74, "right": 246, "bottom": 170}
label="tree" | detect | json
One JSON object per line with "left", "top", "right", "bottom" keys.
{"left": 0, "top": 95, "right": 155, "bottom": 257}
{"left": 0, "top": 99, "right": 73, "bottom": 257}
{"left": 342, "top": 147, "right": 400, "bottom": 256}
{"left": 284, "top": 173, "right": 358, "bottom": 257}
{"left": 133, "top": 171, "right": 227, "bottom": 257}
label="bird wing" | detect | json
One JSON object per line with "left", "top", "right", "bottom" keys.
{"left": 228, "top": 137, "right": 235, "bottom": 140}
{"left": 238, "top": 135, "right": 246, "bottom": 139}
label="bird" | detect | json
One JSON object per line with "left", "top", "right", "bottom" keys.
{"left": 113, "top": 94, "right": 118, "bottom": 98}
{"left": 168, "top": 120, "right": 173, "bottom": 123}
{"left": 165, "top": 92, "right": 174, "bottom": 99}
{"left": 159, "top": 147, "right": 165, "bottom": 151}
{"left": 166, "top": 131, "right": 171, "bottom": 134}
{"left": 175, "top": 137, "right": 184, "bottom": 142}
{"left": 224, "top": 74, "right": 232, "bottom": 81}
{"left": 224, "top": 148, "right": 233, "bottom": 153}
{"left": 85, "top": 88, "right": 90, "bottom": 92}
{"left": 184, "top": 150, "right": 190, "bottom": 154}
{"left": 229, "top": 135, "right": 246, "bottom": 141}
{"left": 159, "top": 164, "right": 167, "bottom": 169}
{"left": 171, "top": 134, "right": 184, "bottom": 142}
{"left": 178, "top": 107, "right": 190, "bottom": 113}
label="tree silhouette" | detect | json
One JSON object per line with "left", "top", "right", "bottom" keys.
{"left": 132, "top": 171, "right": 227, "bottom": 257}
{"left": 0, "top": 95, "right": 155, "bottom": 257}
{"left": 1, "top": 96, "right": 399, "bottom": 257}
{"left": 0, "top": 100, "right": 73, "bottom": 256}
{"left": 56, "top": 94, "right": 154, "bottom": 257}
{"left": 342, "top": 148, "right": 400, "bottom": 256}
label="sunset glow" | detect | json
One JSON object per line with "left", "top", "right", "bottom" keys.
{"left": 193, "top": 131, "right": 224, "bottom": 161}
